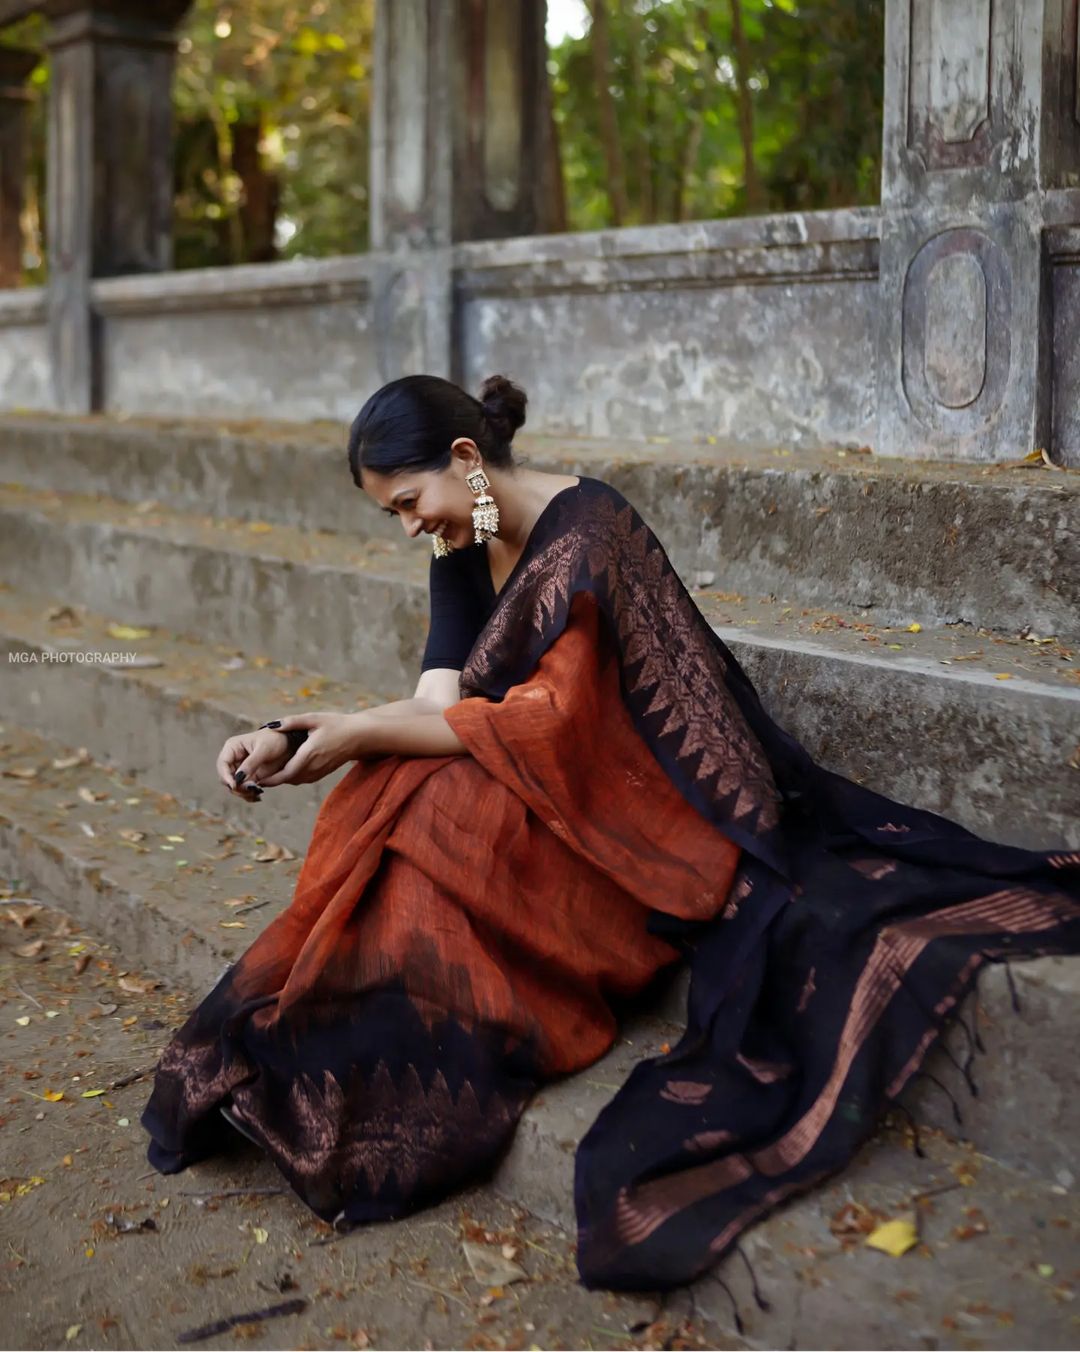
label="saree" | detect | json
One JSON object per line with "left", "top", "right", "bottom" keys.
{"left": 142, "top": 475, "right": 1080, "bottom": 1293}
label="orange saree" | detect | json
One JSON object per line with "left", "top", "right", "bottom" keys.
{"left": 141, "top": 593, "right": 740, "bottom": 1223}
{"left": 143, "top": 474, "right": 1080, "bottom": 1297}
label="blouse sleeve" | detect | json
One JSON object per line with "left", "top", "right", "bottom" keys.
{"left": 420, "top": 549, "right": 490, "bottom": 672}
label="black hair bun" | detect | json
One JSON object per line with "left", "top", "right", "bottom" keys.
{"left": 478, "top": 373, "right": 527, "bottom": 444}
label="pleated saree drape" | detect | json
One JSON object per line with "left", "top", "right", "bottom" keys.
{"left": 143, "top": 476, "right": 1080, "bottom": 1292}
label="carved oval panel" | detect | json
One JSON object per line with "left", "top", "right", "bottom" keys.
{"left": 923, "top": 252, "right": 987, "bottom": 407}
{"left": 901, "top": 227, "right": 1011, "bottom": 434}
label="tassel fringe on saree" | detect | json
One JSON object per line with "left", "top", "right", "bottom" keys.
{"left": 142, "top": 476, "right": 1080, "bottom": 1292}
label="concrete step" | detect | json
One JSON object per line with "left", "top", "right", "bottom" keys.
{"left": 2, "top": 718, "right": 1077, "bottom": 1195}
{"left": 0, "top": 481, "right": 430, "bottom": 695}
{"left": 2, "top": 722, "right": 1077, "bottom": 1351}
{"left": 2, "top": 412, "right": 1077, "bottom": 642}
{"left": 678, "top": 1125, "right": 1080, "bottom": 1350}
{"left": 1, "top": 500, "right": 1077, "bottom": 846}
{"left": 0, "top": 581, "right": 380, "bottom": 857}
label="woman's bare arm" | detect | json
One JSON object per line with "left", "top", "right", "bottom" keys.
{"left": 350, "top": 708, "right": 467, "bottom": 758}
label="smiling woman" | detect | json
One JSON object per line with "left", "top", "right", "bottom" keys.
{"left": 142, "top": 373, "right": 1080, "bottom": 1299}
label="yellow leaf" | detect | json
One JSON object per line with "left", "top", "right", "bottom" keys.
{"left": 43, "top": 1089, "right": 65, "bottom": 1101}
{"left": 220, "top": 921, "right": 246, "bottom": 929}
{"left": 994, "top": 673, "right": 1012, "bottom": 680}
{"left": 907, "top": 623, "right": 922, "bottom": 633}
{"left": 65, "top": 1324, "right": 82, "bottom": 1341}
{"left": 15, "top": 1016, "right": 30, "bottom": 1026}
{"left": 105, "top": 623, "right": 153, "bottom": 640}
{"left": 252, "top": 1227, "right": 269, "bottom": 1244}
{"left": 80, "top": 1089, "right": 106, "bottom": 1098}
{"left": 84, "top": 1246, "right": 95, "bottom": 1258}
{"left": 165, "top": 834, "right": 186, "bottom": 843}
{"left": 865, "top": 1217, "right": 919, "bottom": 1256}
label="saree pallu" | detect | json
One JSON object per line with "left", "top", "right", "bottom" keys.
{"left": 143, "top": 475, "right": 1080, "bottom": 1292}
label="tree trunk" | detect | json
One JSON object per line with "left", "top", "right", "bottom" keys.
{"left": 624, "top": 4, "right": 653, "bottom": 222}
{"left": 539, "top": 29, "right": 568, "bottom": 232}
{"left": 673, "top": 3, "right": 715, "bottom": 223}
{"left": 729, "top": 0, "right": 764, "bottom": 212}
{"left": 587, "top": 0, "right": 628, "bottom": 226}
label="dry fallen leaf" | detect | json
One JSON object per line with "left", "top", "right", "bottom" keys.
{"left": 865, "top": 1216, "right": 919, "bottom": 1257}
{"left": 2, "top": 903, "right": 43, "bottom": 928}
{"left": 52, "top": 750, "right": 91, "bottom": 770}
{"left": 43, "top": 1090, "right": 65, "bottom": 1102}
{"left": 105, "top": 623, "right": 153, "bottom": 640}
{"left": 118, "top": 975, "right": 159, "bottom": 995}
{"left": 118, "top": 829, "right": 146, "bottom": 843}
{"left": 3, "top": 766, "right": 40, "bottom": 780}
{"left": 253, "top": 842, "right": 296, "bottom": 863}
{"left": 462, "top": 1240, "right": 527, "bottom": 1286}
{"left": 16, "top": 939, "right": 45, "bottom": 959}
{"left": 78, "top": 786, "right": 109, "bottom": 804}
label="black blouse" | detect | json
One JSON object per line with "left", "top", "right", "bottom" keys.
{"left": 420, "top": 479, "right": 586, "bottom": 674}
{"left": 419, "top": 544, "right": 498, "bottom": 672}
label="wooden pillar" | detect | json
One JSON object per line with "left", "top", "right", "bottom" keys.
{"left": 43, "top": 0, "right": 193, "bottom": 411}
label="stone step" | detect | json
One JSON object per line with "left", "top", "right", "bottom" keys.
{"left": 1, "top": 494, "right": 1077, "bottom": 847}
{"left": 0, "top": 581, "right": 378, "bottom": 858}
{"left": 2, "top": 413, "right": 1077, "bottom": 642}
{"left": 0, "top": 481, "right": 430, "bottom": 696}
{"left": 1, "top": 722, "right": 1077, "bottom": 1352}
{"left": 678, "top": 1126, "right": 1080, "bottom": 1350}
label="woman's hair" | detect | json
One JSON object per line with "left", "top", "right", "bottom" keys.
{"left": 347, "top": 373, "right": 527, "bottom": 486}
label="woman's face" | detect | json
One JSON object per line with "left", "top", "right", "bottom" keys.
{"left": 362, "top": 440, "right": 480, "bottom": 551}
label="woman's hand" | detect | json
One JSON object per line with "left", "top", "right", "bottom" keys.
{"left": 250, "top": 713, "right": 365, "bottom": 788}
{"left": 216, "top": 728, "right": 297, "bottom": 799}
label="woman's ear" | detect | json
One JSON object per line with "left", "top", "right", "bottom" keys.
{"left": 450, "top": 437, "right": 481, "bottom": 470}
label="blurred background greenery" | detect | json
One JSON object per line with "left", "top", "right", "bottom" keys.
{"left": 4, "top": 0, "right": 884, "bottom": 283}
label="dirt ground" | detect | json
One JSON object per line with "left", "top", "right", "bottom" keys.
{"left": 0, "top": 896, "right": 734, "bottom": 1352}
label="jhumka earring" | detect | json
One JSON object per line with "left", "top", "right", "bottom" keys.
{"left": 432, "top": 532, "right": 452, "bottom": 559}
{"left": 466, "top": 465, "right": 500, "bottom": 544}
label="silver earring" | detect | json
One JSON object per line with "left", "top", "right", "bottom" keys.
{"left": 466, "top": 466, "right": 499, "bottom": 544}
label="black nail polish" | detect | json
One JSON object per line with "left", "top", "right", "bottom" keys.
{"left": 265, "top": 720, "right": 282, "bottom": 729}
{"left": 234, "top": 770, "right": 246, "bottom": 783}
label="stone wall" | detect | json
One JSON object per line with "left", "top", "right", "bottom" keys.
{"left": 456, "top": 209, "right": 879, "bottom": 448}
{"left": 1049, "top": 223, "right": 1080, "bottom": 462}
{"left": 92, "top": 256, "right": 380, "bottom": 423}
{"left": 0, "top": 289, "right": 53, "bottom": 411}
{"left": 0, "top": 209, "right": 881, "bottom": 448}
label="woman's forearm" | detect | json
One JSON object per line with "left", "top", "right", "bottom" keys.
{"left": 361, "top": 696, "right": 444, "bottom": 722}
{"left": 349, "top": 709, "right": 468, "bottom": 758}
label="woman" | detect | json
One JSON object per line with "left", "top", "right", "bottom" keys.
{"left": 141, "top": 373, "right": 1080, "bottom": 1294}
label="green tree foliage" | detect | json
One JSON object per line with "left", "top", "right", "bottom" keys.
{"left": 2, "top": 0, "right": 883, "bottom": 279}
{"left": 551, "top": 0, "right": 884, "bottom": 232}
{"left": 174, "top": 0, "right": 373, "bottom": 267}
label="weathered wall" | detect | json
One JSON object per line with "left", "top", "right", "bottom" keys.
{"left": 94, "top": 257, "right": 381, "bottom": 422}
{"left": 1050, "top": 225, "right": 1080, "bottom": 466}
{"left": 456, "top": 210, "right": 879, "bottom": 448}
{"left": 0, "top": 290, "right": 54, "bottom": 411}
